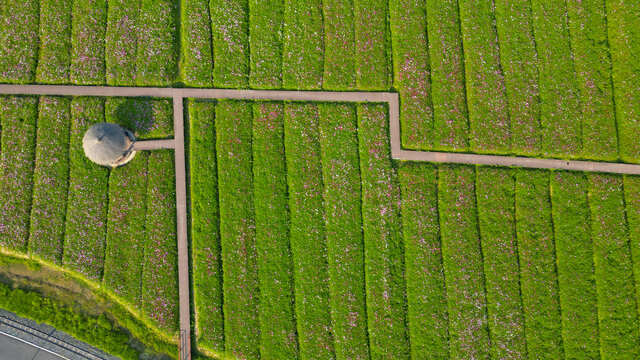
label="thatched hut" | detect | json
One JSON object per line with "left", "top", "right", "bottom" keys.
{"left": 83, "top": 123, "right": 136, "bottom": 168}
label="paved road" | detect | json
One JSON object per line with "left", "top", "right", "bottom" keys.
{"left": 0, "top": 332, "right": 63, "bottom": 360}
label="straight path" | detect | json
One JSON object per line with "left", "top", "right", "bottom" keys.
{"left": 2, "top": 83, "right": 640, "bottom": 360}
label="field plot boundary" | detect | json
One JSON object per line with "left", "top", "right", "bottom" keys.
{"left": 2, "top": 83, "right": 640, "bottom": 360}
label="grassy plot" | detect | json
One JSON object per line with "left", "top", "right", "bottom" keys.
{"left": 253, "top": 102, "right": 298, "bottom": 359}
{"left": 624, "top": 175, "right": 640, "bottom": 320}
{"left": 29, "top": 97, "right": 70, "bottom": 264}
{"left": 211, "top": 0, "right": 249, "bottom": 88}
{"left": 318, "top": 104, "right": 368, "bottom": 359}
{"left": 567, "top": 0, "right": 617, "bottom": 161}
{"left": 249, "top": 0, "right": 283, "bottom": 89}
{"left": 354, "top": 0, "right": 390, "bottom": 90}
{"left": 0, "top": 96, "right": 38, "bottom": 252}
{"left": 515, "top": 169, "right": 563, "bottom": 358}
{"left": 37, "top": 0, "right": 72, "bottom": 83}
{"left": 589, "top": 174, "right": 640, "bottom": 358}
{"left": 426, "top": 0, "right": 468, "bottom": 151}
{"left": 188, "top": 100, "right": 224, "bottom": 351}
{"left": 494, "top": 0, "right": 540, "bottom": 156}
{"left": 530, "top": 0, "right": 582, "bottom": 158}
{"left": 285, "top": 103, "right": 334, "bottom": 359}
{"left": 0, "top": 0, "right": 39, "bottom": 83}
{"left": 103, "top": 154, "right": 148, "bottom": 308}
{"left": 458, "top": 0, "right": 510, "bottom": 153}
{"left": 398, "top": 162, "right": 448, "bottom": 359}
{"left": 64, "top": 97, "right": 109, "bottom": 281}
{"left": 438, "top": 165, "right": 490, "bottom": 359}
{"left": 70, "top": 0, "right": 107, "bottom": 85}
{"left": 104, "top": 97, "right": 174, "bottom": 140}
{"left": 282, "top": 0, "right": 324, "bottom": 89}
{"left": 390, "top": 0, "right": 433, "bottom": 150}
{"left": 358, "top": 103, "right": 409, "bottom": 358}
{"left": 142, "top": 150, "right": 179, "bottom": 333}
{"left": 105, "top": 0, "right": 140, "bottom": 86}
{"left": 216, "top": 101, "right": 260, "bottom": 359}
{"left": 606, "top": 0, "right": 640, "bottom": 162}
{"left": 475, "top": 167, "right": 526, "bottom": 359}
{"left": 180, "top": 0, "right": 213, "bottom": 87}
{"left": 323, "top": 0, "right": 355, "bottom": 90}
{"left": 550, "top": 171, "right": 599, "bottom": 359}
{"left": 135, "top": 0, "right": 178, "bottom": 86}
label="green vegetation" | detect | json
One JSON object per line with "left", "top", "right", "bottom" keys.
{"left": 0, "top": 0, "right": 39, "bottom": 83}
{"left": 283, "top": 0, "right": 324, "bottom": 89}
{"left": 249, "top": 0, "right": 283, "bottom": 89}
{"left": 323, "top": 0, "right": 355, "bottom": 90}
{"left": 37, "top": 0, "right": 73, "bottom": 84}
{"left": 211, "top": 0, "right": 249, "bottom": 88}
{"left": 354, "top": 0, "right": 390, "bottom": 90}
{"left": 180, "top": 0, "right": 213, "bottom": 87}
{"left": 70, "top": 0, "right": 107, "bottom": 85}
{"left": 105, "top": 0, "right": 140, "bottom": 86}
{"left": 625, "top": 176, "right": 640, "bottom": 321}
{"left": 135, "top": 0, "right": 178, "bottom": 86}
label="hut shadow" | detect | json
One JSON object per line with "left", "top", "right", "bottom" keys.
{"left": 112, "top": 98, "right": 172, "bottom": 140}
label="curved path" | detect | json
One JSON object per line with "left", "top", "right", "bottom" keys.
{"left": 2, "top": 83, "right": 639, "bottom": 360}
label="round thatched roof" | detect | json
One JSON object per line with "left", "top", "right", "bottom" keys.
{"left": 83, "top": 123, "right": 134, "bottom": 167}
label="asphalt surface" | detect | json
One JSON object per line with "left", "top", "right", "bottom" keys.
{"left": 0, "top": 332, "right": 63, "bottom": 360}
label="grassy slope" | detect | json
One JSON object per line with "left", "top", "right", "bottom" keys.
{"left": 37, "top": 0, "right": 72, "bottom": 83}
{"left": 210, "top": 0, "right": 249, "bottom": 88}
{"left": 105, "top": 0, "right": 140, "bottom": 86}
{"left": 0, "top": 0, "right": 39, "bottom": 83}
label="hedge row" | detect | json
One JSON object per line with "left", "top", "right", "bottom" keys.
{"left": 252, "top": 102, "right": 298, "bottom": 359}
{"left": 318, "top": 104, "right": 368, "bottom": 359}
{"left": 180, "top": 0, "right": 213, "bottom": 87}
{"left": 624, "top": 176, "right": 640, "bottom": 321}
{"left": 606, "top": 0, "right": 640, "bottom": 162}
{"left": 64, "top": 97, "right": 109, "bottom": 281}
{"left": 357, "top": 104, "right": 409, "bottom": 358}
{"left": 398, "top": 162, "right": 448, "bottom": 359}
{"left": 216, "top": 101, "right": 260, "bottom": 359}
{"left": 354, "top": 0, "right": 390, "bottom": 90}
{"left": 37, "top": 0, "right": 72, "bottom": 83}
{"left": 211, "top": 0, "right": 249, "bottom": 88}
{"left": 588, "top": 174, "right": 640, "bottom": 358}
{"left": 494, "top": 0, "right": 540, "bottom": 156}
{"left": 29, "top": 97, "right": 70, "bottom": 264}
{"left": 425, "top": 0, "right": 468, "bottom": 151}
{"left": 105, "top": 0, "right": 140, "bottom": 86}
{"left": 390, "top": 0, "right": 433, "bottom": 151}
{"left": 0, "top": 0, "right": 39, "bottom": 83}
{"left": 248, "top": 0, "right": 283, "bottom": 89}
{"left": 438, "top": 165, "right": 490, "bottom": 359}
{"left": 284, "top": 103, "right": 334, "bottom": 358}
{"left": 458, "top": 0, "right": 510, "bottom": 153}
{"left": 135, "top": 0, "right": 178, "bottom": 86}
{"left": 323, "top": 0, "right": 356, "bottom": 90}
{"left": 550, "top": 171, "right": 599, "bottom": 359}
{"left": 475, "top": 167, "right": 526, "bottom": 359}
{"left": 0, "top": 96, "right": 38, "bottom": 252}
{"left": 282, "top": 0, "right": 324, "bottom": 89}
{"left": 515, "top": 169, "right": 563, "bottom": 358}
{"left": 188, "top": 100, "right": 224, "bottom": 351}
{"left": 70, "top": 0, "right": 107, "bottom": 85}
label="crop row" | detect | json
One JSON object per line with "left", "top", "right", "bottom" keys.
{"left": 0, "top": 1, "right": 39, "bottom": 83}
{"left": 322, "top": 0, "right": 355, "bottom": 90}
{"left": 37, "top": 0, "right": 73, "bottom": 83}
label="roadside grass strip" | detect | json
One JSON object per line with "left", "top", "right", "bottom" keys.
{"left": 323, "top": 0, "right": 356, "bottom": 90}
{"left": 211, "top": 0, "right": 249, "bottom": 88}
{"left": 458, "top": 0, "right": 510, "bottom": 153}
{"left": 358, "top": 103, "right": 409, "bottom": 358}
{"left": 103, "top": 154, "right": 148, "bottom": 308}
{"left": 253, "top": 102, "right": 298, "bottom": 359}
{"left": 438, "top": 165, "right": 490, "bottom": 359}
{"left": 567, "top": 0, "right": 617, "bottom": 161}
{"left": 319, "top": 104, "right": 369, "bottom": 359}
{"left": 475, "top": 167, "right": 526, "bottom": 359}
{"left": 142, "top": 150, "right": 179, "bottom": 333}
{"left": 589, "top": 174, "right": 640, "bottom": 358}
{"left": 64, "top": 97, "right": 109, "bottom": 281}
{"left": 180, "top": 0, "right": 213, "bottom": 87}
{"left": 551, "top": 171, "right": 599, "bottom": 359}
{"left": 494, "top": 0, "right": 540, "bottom": 156}
{"left": 425, "top": 0, "right": 468, "bottom": 151}
{"left": 398, "top": 162, "right": 449, "bottom": 359}
{"left": 135, "top": 0, "right": 178, "bottom": 86}
{"left": 515, "top": 169, "right": 563, "bottom": 358}
{"left": 0, "top": 0, "right": 39, "bottom": 83}
{"left": 623, "top": 175, "right": 640, "bottom": 320}
{"left": 216, "top": 101, "right": 260, "bottom": 359}
{"left": 70, "top": 0, "right": 107, "bottom": 85}
{"left": 390, "top": 0, "right": 433, "bottom": 150}
{"left": 105, "top": 0, "right": 140, "bottom": 86}
{"left": 0, "top": 96, "right": 38, "bottom": 252}
{"left": 249, "top": 0, "right": 283, "bottom": 89}
{"left": 354, "top": 0, "right": 390, "bottom": 90}
{"left": 285, "top": 103, "right": 334, "bottom": 359}
{"left": 606, "top": 0, "right": 640, "bottom": 162}
{"left": 188, "top": 100, "right": 224, "bottom": 351}
{"left": 530, "top": 0, "right": 582, "bottom": 158}
{"left": 283, "top": 0, "right": 324, "bottom": 90}
{"left": 28, "top": 97, "right": 70, "bottom": 264}
{"left": 105, "top": 97, "right": 174, "bottom": 140}
{"left": 37, "top": 0, "right": 72, "bottom": 84}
